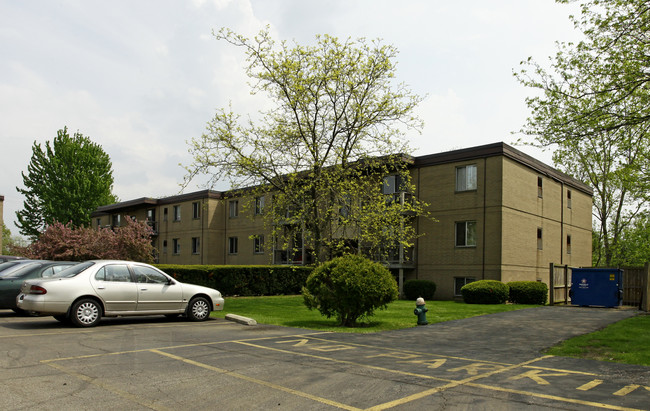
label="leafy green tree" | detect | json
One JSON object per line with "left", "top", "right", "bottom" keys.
{"left": 515, "top": 0, "right": 650, "bottom": 266}
{"left": 185, "top": 28, "right": 429, "bottom": 263}
{"left": 302, "top": 254, "right": 398, "bottom": 327}
{"left": 16, "top": 127, "right": 117, "bottom": 239}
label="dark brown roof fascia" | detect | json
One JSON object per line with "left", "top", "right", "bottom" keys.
{"left": 413, "top": 142, "right": 593, "bottom": 196}
{"left": 92, "top": 190, "right": 223, "bottom": 216}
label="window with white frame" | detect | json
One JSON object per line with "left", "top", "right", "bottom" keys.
{"left": 173, "top": 205, "right": 181, "bottom": 221}
{"left": 192, "top": 237, "right": 200, "bottom": 254}
{"left": 382, "top": 175, "right": 402, "bottom": 194}
{"left": 567, "top": 189, "right": 572, "bottom": 209}
{"left": 229, "top": 200, "right": 239, "bottom": 218}
{"left": 567, "top": 234, "right": 572, "bottom": 254}
{"left": 537, "top": 227, "right": 543, "bottom": 250}
{"left": 455, "top": 221, "right": 477, "bottom": 247}
{"left": 454, "top": 277, "right": 476, "bottom": 296}
{"left": 228, "top": 237, "right": 238, "bottom": 254}
{"left": 254, "top": 235, "right": 265, "bottom": 254}
{"left": 456, "top": 165, "right": 477, "bottom": 192}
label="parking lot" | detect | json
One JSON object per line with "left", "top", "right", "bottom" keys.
{"left": 1, "top": 307, "right": 648, "bottom": 410}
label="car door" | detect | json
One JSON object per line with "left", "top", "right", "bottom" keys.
{"left": 91, "top": 264, "right": 138, "bottom": 312}
{"left": 132, "top": 264, "right": 183, "bottom": 311}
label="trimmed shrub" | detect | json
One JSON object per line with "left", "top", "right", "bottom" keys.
{"left": 403, "top": 279, "right": 436, "bottom": 301}
{"left": 461, "top": 280, "right": 509, "bottom": 304}
{"left": 302, "top": 254, "right": 398, "bottom": 327}
{"left": 155, "top": 264, "right": 311, "bottom": 296}
{"left": 507, "top": 281, "right": 548, "bottom": 305}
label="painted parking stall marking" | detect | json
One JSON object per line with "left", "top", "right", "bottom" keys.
{"left": 239, "top": 335, "right": 650, "bottom": 410}
{"left": 39, "top": 333, "right": 650, "bottom": 411}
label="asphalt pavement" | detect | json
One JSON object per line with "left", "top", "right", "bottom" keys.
{"left": 0, "top": 305, "right": 648, "bottom": 410}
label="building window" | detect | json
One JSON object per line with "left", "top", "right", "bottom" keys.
{"left": 192, "top": 237, "right": 200, "bottom": 254}
{"left": 456, "top": 165, "right": 477, "bottom": 192}
{"left": 229, "top": 200, "right": 239, "bottom": 218}
{"left": 147, "top": 208, "right": 156, "bottom": 221}
{"left": 96, "top": 218, "right": 101, "bottom": 227}
{"left": 112, "top": 214, "right": 121, "bottom": 227}
{"left": 192, "top": 202, "right": 201, "bottom": 219}
{"left": 254, "top": 235, "right": 265, "bottom": 254}
{"left": 172, "top": 238, "right": 180, "bottom": 254}
{"left": 173, "top": 205, "right": 181, "bottom": 222}
{"left": 567, "top": 235, "right": 572, "bottom": 254}
{"left": 567, "top": 190, "right": 572, "bottom": 209}
{"left": 163, "top": 207, "right": 168, "bottom": 222}
{"left": 537, "top": 228, "right": 543, "bottom": 250}
{"left": 538, "top": 176, "right": 543, "bottom": 198}
{"left": 228, "top": 237, "right": 238, "bottom": 254}
{"left": 255, "top": 196, "right": 265, "bottom": 215}
{"left": 382, "top": 175, "right": 403, "bottom": 194}
{"left": 455, "top": 221, "right": 477, "bottom": 247}
{"left": 162, "top": 240, "right": 168, "bottom": 254}
{"left": 454, "top": 277, "right": 475, "bottom": 296}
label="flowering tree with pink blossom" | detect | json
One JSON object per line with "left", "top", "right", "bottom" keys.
{"left": 22, "top": 218, "right": 154, "bottom": 263}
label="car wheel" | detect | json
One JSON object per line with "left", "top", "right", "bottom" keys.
{"left": 53, "top": 314, "right": 69, "bottom": 323}
{"left": 70, "top": 299, "right": 102, "bottom": 327}
{"left": 187, "top": 297, "right": 211, "bottom": 321}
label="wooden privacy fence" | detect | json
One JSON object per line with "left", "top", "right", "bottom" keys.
{"left": 549, "top": 263, "right": 649, "bottom": 310}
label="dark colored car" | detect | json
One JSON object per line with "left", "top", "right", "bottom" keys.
{"left": 0, "top": 260, "right": 40, "bottom": 275}
{"left": 0, "top": 255, "right": 26, "bottom": 263}
{"left": 0, "top": 261, "right": 78, "bottom": 313}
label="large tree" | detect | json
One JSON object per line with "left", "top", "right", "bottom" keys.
{"left": 16, "top": 127, "right": 118, "bottom": 239}
{"left": 185, "top": 28, "right": 429, "bottom": 264}
{"left": 515, "top": 0, "right": 650, "bottom": 266}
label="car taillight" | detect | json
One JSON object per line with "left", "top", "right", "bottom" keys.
{"left": 29, "top": 285, "right": 47, "bottom": 295}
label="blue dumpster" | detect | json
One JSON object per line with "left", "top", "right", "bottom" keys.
{"left": 570, "top": 268, "right": 623, "bottom": 308}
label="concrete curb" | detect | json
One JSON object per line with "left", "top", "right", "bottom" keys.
{"left": 225, "top": 313, "right": 257, "bottom": 326}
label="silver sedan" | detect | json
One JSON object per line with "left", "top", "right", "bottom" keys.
{"left": 17, "top": 260, "right": 224, "bottom": 327}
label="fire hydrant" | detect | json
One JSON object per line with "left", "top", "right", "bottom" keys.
{"left": 414, "top": 297, "right": 428, "bottom": 325}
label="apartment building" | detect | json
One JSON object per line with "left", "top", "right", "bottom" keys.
{"left": 92, "top": 142, "right": 593, "bottom": 299}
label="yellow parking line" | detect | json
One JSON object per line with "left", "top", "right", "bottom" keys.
{"left": 149, "top": 349, "right": 362, "bottom": 411}
{"left": 40, "top": 332, "right": 330, "bottom": 363}
{"left": 237, "top": 340, "right": 457, "bottom": 383}
{"left": 296, "top": 335, "right": 512, "bottom": 366}
{"left": 467, "top": 382, "right": 645, "bottom": 411}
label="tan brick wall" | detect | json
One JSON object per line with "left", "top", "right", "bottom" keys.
{"left": 413, "top": 156, "right": 592, "bottom": 299}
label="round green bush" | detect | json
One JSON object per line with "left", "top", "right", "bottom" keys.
{"left": 460, "top": 280, "right": 509, "bottom": 304}
{"left": 302, "top": 254, "right": 398, "bottom": 327}
{"left": 403, "top": 279, "right": 436, "bottom": 301}
{"left": 507, "top": 281, "right": 548, "bottom": 305}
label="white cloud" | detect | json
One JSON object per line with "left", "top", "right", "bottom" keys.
{"left": 0, "top": 0, "right": 580, "bottom": 235}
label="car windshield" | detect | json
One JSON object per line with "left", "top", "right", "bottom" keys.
{"left": 53, "top": 261, "right": 96, "bottom": 278}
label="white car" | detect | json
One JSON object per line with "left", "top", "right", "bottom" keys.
{"left": 17, "top": 260, "right": 224, "bottom": 327}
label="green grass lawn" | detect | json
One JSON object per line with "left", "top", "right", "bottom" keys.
{"left": 545, "top": 315, "right": 650, "bottom": 366}
{"left": 212, "top": 295, "right": 538, "bottom": 333}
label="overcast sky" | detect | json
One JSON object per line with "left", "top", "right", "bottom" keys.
{"left": 0, "top": 0, "right": 582, "bottom": 235}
